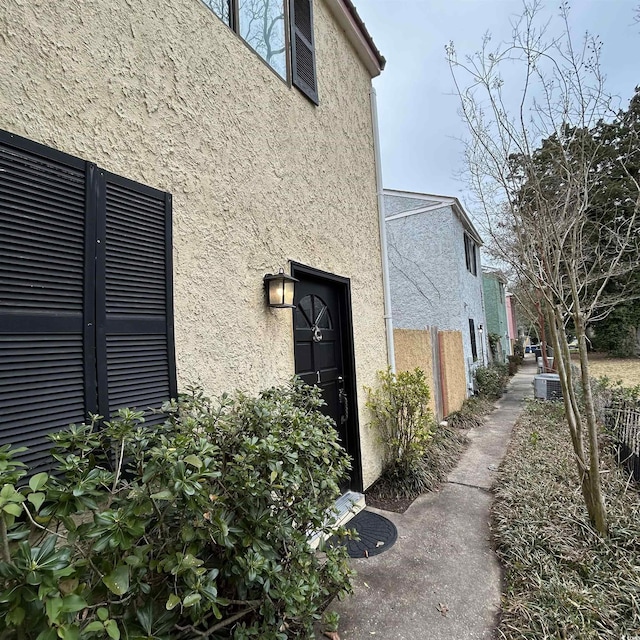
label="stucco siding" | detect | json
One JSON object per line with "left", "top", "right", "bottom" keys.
{"left": 457, "top": 230, "right": 487, "bottom": 383}
{"left": 483, "top": 274, "right": 510, "bottom": 361}
{"left": 383, "top": 194, "right": 439, "bottom": 216}
{"left": 386, "top": 205, "right": 461, "bottom": 331}
{"left": 0, "top": 0, "right": 387, "bottom": 487}
{"left": 385, "top": 199, "right": 487, "bottom": 391}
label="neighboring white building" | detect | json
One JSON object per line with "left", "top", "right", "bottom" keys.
{"left": 384, "top": 190, "right": 488, "bottom": 394}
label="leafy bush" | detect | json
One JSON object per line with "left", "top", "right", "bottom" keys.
{"left": 419, "top": 422, "right": 468, "bottom": 489}
{"left": 365, "top": 368, "right": 436, "bottom": 499}
{"left": 512, "top": 343, "right": 524, "bottom": 361}
{"left": 488, "top": 332, "right": 502, "bottom": 357}
{"left": 507, "top": 355, "right": 519, "bottom": 375}
{"left": 475, "top": 363, "right": 509, "bottom": 399}
{"left": 0, "top": 380, "right": 353, "bottom": 639}
{"left": 446, "top": 396, "right": 495, "bottom": 430}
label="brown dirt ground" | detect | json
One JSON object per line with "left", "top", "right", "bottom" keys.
{"left": 573, "top": 352, "right": 640, "bottom": 387}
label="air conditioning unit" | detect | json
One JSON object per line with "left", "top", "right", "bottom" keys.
{"left": 534, "top": 373, "right": 562, "bottom": 400}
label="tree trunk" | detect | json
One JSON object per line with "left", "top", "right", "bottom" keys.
{"left": 547, "top": 305, "right": 587, "bottom": 473}
{"left": 575, "top": 311, "right": 608, "bottom": 535}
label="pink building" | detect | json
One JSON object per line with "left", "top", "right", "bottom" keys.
{"left": 505, "top": 293, "right": 518, "bottom": 352}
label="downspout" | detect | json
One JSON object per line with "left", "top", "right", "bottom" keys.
{"left": 371, "top": 87, "right": 395, "bottom": 372}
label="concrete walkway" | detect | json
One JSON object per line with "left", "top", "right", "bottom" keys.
{"left": 328, "top": 360, "right": 536, "bottom": 640}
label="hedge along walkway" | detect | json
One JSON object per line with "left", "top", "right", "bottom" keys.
{"left": 328, "top": 359, "right": 537, "bottom": 640}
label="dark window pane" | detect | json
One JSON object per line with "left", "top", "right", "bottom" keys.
{"left": 239, "top": 0, "right": 287, "bottom": 79}
{"left": 469, "top": 318, "right": 478, "bottom": 361}
{"left": 202, "top": 0, "right": 231, "bottom": 26}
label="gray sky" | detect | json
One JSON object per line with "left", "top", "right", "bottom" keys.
{"left": 355, "top": 0, "right": 639, "bottom": 210}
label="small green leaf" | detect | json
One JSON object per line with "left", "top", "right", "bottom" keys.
{"left": 28, "top": 492, "right": 46, "bottom": 511}
{"left": 150, "top": 490, "right": 173, "bottom": 501}
{"left": 102, "top": 565, "right": 129, "bottom": 596}
{"left": 270, "top": 470, "right": 278, "bottom": 482}
{"left": 36, "top": 629, "right": 57, "bottom": 640}
{"left": 104, "top": 619, "right": 120, "bottom": 640}
{"left": 3, "top": 503, "right": 22, "bottom": 517}
{"left": 6, "top": 606, "right": 25, "bottom": 626}
{"left": 61, "top": 594, "right": 87, "bottom": 613}
{"left": 181, "top": 553, "right": 203, "bottom": 569}
{"left": 45, "top": 596, "right": 63, "bottom": 624}
{"left": 182, "top": 592, "right": 202, "bottom": 607}
{"left": 165, "top": 594, "right": 181, "bottom": 610}
{"left": 183, "top": 454, "right": 203, "bottom": 469}
{"left": 96, "top": 608, "right": 109, "bottom": 622}
{"left": 59, "top": 625, "right": 80, "bottom": 640}
{"left": 124, "top": 555, "right": 142, "bottom": 567}
{"left": 83, "top": 621, "right": 104, "bottom": 632}
{"left": 29, "top": 473, "right": 49, "bottom": 492}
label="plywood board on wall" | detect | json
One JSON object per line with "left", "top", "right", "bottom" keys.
{"left": 393, "top": 329, "right": 437, "bottom": 416}
{"left": 438, "top": 330, "right": 467, "bottom": 415}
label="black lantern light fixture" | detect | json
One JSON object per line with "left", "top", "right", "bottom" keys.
{"left": 478, "top": 324, "right": 484, "bottom": 334}
{"left": 263, "top": 268, "right": 298, "bottom": 309}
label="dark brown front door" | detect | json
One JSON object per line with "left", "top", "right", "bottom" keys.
{"left": 292, "top": 265, "right": 361, "bottom": 492}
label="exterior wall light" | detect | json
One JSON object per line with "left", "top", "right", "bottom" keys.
{"left": 263, "top": 268, "right": 298, "bottom": 309}
{"left": 479, "top": 324, "right": 484, "bottom": 334}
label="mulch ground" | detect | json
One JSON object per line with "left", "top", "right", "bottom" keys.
{"left": 364, "top": 492, "right": 416, "bottom": 514}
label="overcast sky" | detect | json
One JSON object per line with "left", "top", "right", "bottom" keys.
{"left": 355, "top": 0, "right": 639, "bottom": 212}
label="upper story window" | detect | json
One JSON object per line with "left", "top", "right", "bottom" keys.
{"left": 202, "top": 0, "right": 318, "bottom": 104}
{"left": 464, "top": 232, "right": 478, "bottom": 276}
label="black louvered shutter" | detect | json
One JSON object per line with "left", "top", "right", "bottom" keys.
{"left": 1, "top": 130, "right": 176, "bottom": 473}
{"left": 290, "top": 0, "right": 319, "bottom": 105}
{"left": 0, "top": 132, "right": 95, "bottom": 473}
{"left": 98, "top": 173, "right": 176, "bottom": 424}
{"left": 469, "top": 318, "right": 478, "bottom": 361}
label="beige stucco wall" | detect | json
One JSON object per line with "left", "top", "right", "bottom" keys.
{"left": 393, "top": 329, "right": 437, "bottom": 416}
{"left": 439, "top": 331, "right": 467, "bottom": 415}
{"left": 0, "top": 0, "right": 387, "bottom": 487}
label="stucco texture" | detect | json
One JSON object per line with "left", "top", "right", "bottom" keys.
{"left": 483, "top": 273, "right": 510, "bottom": 361}
{"left": 0, "top": 0, "right": 387, "bottom": 487}
{"left": 439, "top": 330, "right": 466, "bottom": 416}
{"left": 385, "top": 198, "right": 487, "bottom": 391}
{"left": 393, "top": 329, "right": 436, "bottom": 415}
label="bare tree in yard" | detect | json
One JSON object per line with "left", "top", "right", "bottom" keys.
{"left": 447, "top": 1, "right": 640, "bottom": 535}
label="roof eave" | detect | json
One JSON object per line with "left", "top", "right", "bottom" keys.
{"left": 451, "top": 199, "right": 483, "bottom": 247}
{"left": 383, "top": 189, "right": 484, "bottom": 246}
{"left": 324, "top": 0, "right": 386, "bottom": 78}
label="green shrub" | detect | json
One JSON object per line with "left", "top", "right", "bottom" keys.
{"left": 507, "top": 355, "right": 519, "bottom": 375}
{"left": 419, "top": 422, "right": 468, "bottom": 489}
{"left": 488, "top": 332, "right": 502, "bottom": 357}
{"left": 446, "top": 395, "right": 495, "bottom": 429}
{"left": 512, "top": 343, "right": 525, "bottom": 362}
{"left": 475, "top": 363, "right": 510, "bottom": 399}
{"left": 0, "top": 380, "right": 353, "bottom": 639}
{"left": 365, "top": 368, "right": 436, "bottom": 499}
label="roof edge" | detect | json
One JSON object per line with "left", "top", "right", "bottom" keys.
{"left": 384, "top": 189, "right": 483, "bottom": 246}
{"left": 482, "top": 267, "right": 508, "bottom": 284}
{"left": 324, "top": 0, "right": 386, "bottom": 77}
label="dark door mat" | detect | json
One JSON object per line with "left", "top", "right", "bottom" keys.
{"left": 338, "top": 510, "right": 398, "bottom": 558}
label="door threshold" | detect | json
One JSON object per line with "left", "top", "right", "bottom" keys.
{"left": 310, "top": 490, "right": 365, "bottom": 549}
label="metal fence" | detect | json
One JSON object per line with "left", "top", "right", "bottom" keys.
{"left": 604, "top": 401, "right": 640, "bottom": 482}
